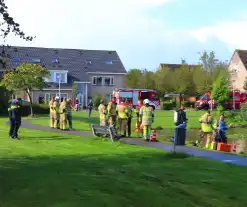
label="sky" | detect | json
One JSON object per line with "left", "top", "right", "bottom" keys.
{"left": 3, "top": 0, "right": 247, "bottom": 70}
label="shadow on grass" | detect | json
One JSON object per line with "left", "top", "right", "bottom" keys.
{"left": 24, "top": 135, "right": 72, "bottom": 140}
{"left": 0, "top": 151, "right": 247, "bottom": 207}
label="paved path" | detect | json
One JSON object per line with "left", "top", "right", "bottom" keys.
{"left": 21, "top": 120, "right": 92, "bottom": 137}
{"left": 120, "top": 139, "right": 247, "bottom": 167}
{"left": 15, "top": 120, "right": 247, "bottom": 167}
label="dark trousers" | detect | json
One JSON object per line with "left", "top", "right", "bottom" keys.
{"left": 9, "top": 119, "right": 21, "bottom": 138}
{"left": 67, "top": 114, "right": 72, "bottom": 129}
{"left": 126, "top": 117, "right": 132, "bottom": 137}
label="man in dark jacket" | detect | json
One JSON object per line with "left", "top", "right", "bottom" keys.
{"left": 8, "top": 99, "right": 22, "bottom": 139}
{"left": 174, "top": 105, "right": 188, "bottom": 126}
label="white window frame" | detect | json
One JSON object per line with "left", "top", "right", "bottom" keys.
{"left": 104, "top": 76, "right": 114, "bottom": 86}
{"left": 56, "top": 93, "right": 68, "bottom": 99}
{"left": 92, "top": 76, "right": 103, "bottom": 86}
{"left": 54, "top": 72, "right": 68, "bottom": 83}
{"left": 45, "top": 93, "right": 51, "bottom": 104}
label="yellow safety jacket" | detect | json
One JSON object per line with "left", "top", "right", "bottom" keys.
{"left": 98, "top": 104, "right": 107, "bottom": 120}
{"left": 49, "top": 100, "right": 55, "bottom": 113}
{"left": 117, "top": 104, "right": 128, "bottom": 119}
{"left": 139, "top": 106, "right": 154, "bottom": 126}
{"left": 53, "top": 102, "right": 60, "bottom": 114}
{"left": 59, "top": 101, "right": 67, "bottom": 114}
{"left": 107, "top": 101, "right": 117, "bottom": 116}
{"left": 199, "top": 113, "right": 213, "bottom": 132}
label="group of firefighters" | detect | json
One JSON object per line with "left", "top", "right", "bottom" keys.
{"left": 49, "top": 96, "right": 73, "bottom": 130}
{"left": 98, "top": 97, "right": 155, "bottom": 140}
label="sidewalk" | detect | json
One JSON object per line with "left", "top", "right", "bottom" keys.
{"left": 120, "top": 138, "right": 247, "bottom": 167}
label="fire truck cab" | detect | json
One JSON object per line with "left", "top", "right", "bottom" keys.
{"left": 112, "top": 88, "right": 160, "bottom": 110}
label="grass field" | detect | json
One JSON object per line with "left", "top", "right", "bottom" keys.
{"left": 30, "top": 110, "right": 247, "bottom": 139}
{"left": 1, "top": 117, "right": 247, "bottom": 206}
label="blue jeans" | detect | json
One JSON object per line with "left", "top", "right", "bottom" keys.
{"left": 88, "top": 109, "right": 92, "bottom": 118}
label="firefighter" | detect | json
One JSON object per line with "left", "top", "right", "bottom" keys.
{"left": 49, "top": 96, "right": 55, "bottom": 128}
{"left": 8, "top": 99, "right": 22, "bottom": 139}
{"left": 107, "top": 96, "right": 117, "bottom": 128}
{"left": 135, "top": 100, "right": 143, "bottom": 137}
{"left": 199, "top": 110, "right": 214, "bottom": 146}
{"left": 59, "top": 98, "right": 67, "bottom": 130}
{"left": 116, "top": 100, "right": 128, "bottom": 137}
{"left": 126, "top": 100, "right": 133, "bottom": 137}
{"left": 66, "top": 98, "right": 73, "bottom": 130}
{"left": 98, "top": 99, "right": 107, "bottom": 126}
{"left": 139, "top": 99, "right": 154, "bottom": 141}
{"left": 53, "top": 96, "right": 60, "bottom": 129}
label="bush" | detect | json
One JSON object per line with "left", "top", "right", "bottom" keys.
{"left": 161, "top": 101, "right": 176, "bottom": 110}
{"left": 21, "top": 104, "right": 49, "bottom": 116}
{"left": 92, "top": 94, "right": 106, "bottom": 110}
{"left": 240, "top": 102, "right": 247, "bottom": 121}
{"left": 181, "top": 101, "right": 195, "bottom": 108}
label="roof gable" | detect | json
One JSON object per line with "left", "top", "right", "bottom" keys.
{"left": 236, "top": 49, "right": 247, "bottom": 69}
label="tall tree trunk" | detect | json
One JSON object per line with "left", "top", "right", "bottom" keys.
{"left": 26, "top": 89, "right": 33, "bottom": 116}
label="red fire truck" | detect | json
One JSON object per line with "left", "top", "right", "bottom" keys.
{"left": 195, "top": 90, "right": 247, "bottom": 110}
{"left": 112, "top": 88, "right": 160, "bottom": 110}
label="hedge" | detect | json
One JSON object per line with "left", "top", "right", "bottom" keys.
{"left": 21, "top": 104, "right": 49, "bottom": 116}
{"left": 160, "top": 101, "right": 176, "bottom": 110}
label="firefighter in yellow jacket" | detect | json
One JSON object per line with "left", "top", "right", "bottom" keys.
{"left": 116, "top": 100, "right": 129, "bottom": 137}
{"left": 53, "top": 97, "right": 60, "bottom": 129}
{"left": 59, "top": 98, "right": 67, "bottom": 130}
{"left": 49, "top": 96, "right": 55, "bottom": 128}
{"left": 98, "top": 100, "right": 107, "bottom": 126}
{"left": 139, "top": 99, "right": 154, "bottom": 141}
{"left": 199, "top": 110, "right": 214, "bottom": 146}
{"left": 107, "top": 97, "right": 117, "bottom": 128}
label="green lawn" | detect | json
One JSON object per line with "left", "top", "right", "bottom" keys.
{"left": 30, "top": 110, "right": 247, "bottom": 139}
{"left": 0, "top": 117, "right": 247, "bottom": 206}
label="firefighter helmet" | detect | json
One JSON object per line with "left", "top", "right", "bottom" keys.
{"left": 143, "top": 99, "right": 150, "bottom": 105}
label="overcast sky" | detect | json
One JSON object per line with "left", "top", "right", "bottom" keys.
{"left": 4, "top": 0, "right": 247, "bottom": 70}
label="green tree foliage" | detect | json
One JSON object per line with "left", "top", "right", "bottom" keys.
{"left": 0, "top": 0, "right": 35, "bottom": 41}
{"left": 0, "top": 63, "right": 50, "bottom": 116}
{"left": 125, "top": 69, "right": 142, "bottom": 88}
{"left": 211, "top": 73, "right": 230, "bottom": 112}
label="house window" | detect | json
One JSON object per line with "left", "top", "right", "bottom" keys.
{"left": 54, "top": 72, "right": 67, "bottom": 83}
{"left": 92, "top": 76, "right": 103, "bottom": 85}
{"left": 85, "top": 60, "right": 92, "bottom": 65}
{"left": 12, "top": 57, "right": 21, "bottom": 62}
{"left": 105, "top": 60, "right": 113, "bottom": 64}
{"left": 27, "top": 58, "right": 41, "bottom": 63}
{"left": 104, "top": 76, "right": 114, "bottom": 86}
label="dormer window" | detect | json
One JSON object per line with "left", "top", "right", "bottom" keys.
{"left": 52, "top": 58, "right": 59, "bottom": 63}
{"left": 12, "top": 57, "right": 21, "bottom": 62}
{"left": 85, "top": 60, "right": 92, "bottom": 65}
{"left": 105, "top": 60, "right": 113, "bottom": 64}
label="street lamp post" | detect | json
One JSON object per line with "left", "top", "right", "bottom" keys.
{"left": 57, "top": 74, "right": 61, "bottom": 102}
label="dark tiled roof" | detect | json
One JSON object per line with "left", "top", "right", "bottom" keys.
{"left": 0, "top": 46, "right": 127, "bottom": 86}
{"left": 159, "top": 63, "right": 199, "bottom": 70}
{"left": 236, "top": 50, "right": 247, "bottom": 69}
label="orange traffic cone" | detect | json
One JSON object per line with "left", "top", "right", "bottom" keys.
{"left": 135, "top": 122, "right": 139, "bottom": 133}
{"left": 150, "top": 128, "right": 157, "bottom": 141}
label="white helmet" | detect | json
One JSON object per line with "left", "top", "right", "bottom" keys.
{"left": 55, "top": 96, "right": 59, "bottom": 100}
{"left": 143, "top": 99, "right": 150, "bottom": 105}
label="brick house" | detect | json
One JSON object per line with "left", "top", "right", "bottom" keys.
{"left": 0, "top": 46, "right": 127, "bottom": 107}
{"left": 228, "top": 49, "right": 247, "bottom": 91}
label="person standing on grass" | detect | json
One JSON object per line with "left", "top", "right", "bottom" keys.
{"left": 125, "top": 100, "right": 133, "bottom": 137}
{"left": 8, "top": 99, "right": 22, "bottom": 140}
{"left": 199, "top": 110, "right": 213, "bottom": 146}
{"left": 174, "top": 104, "right": 188, "bottom": 126}
{"left": 135, "top": 100, "right": 143, "bottom": 138}
{"left": 66, "top": 98, "right": 73, "bottom": 130}
{"left": 53, "top": 97, "right": 60, "bottom": 129}
{"left": 116, "top": 100, "right": 128, "bottom": 137}
{"left": 49, "top": 96, "right": 55, "bottom": 129}
{"left": 59, "top": 98, "right": 67, "bottom": 130}
{"left": 107, "top": 97, "right": 117, "bottom": 128}
{"left": 98, "top": 99, "right": 107, "bottom": 126}
{"left": 88, "top": 99, "right": 93, "bottom": 119}
{"left": 139, "top": 99, "right": 154, "bottom": 141}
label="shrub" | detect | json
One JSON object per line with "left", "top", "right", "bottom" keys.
{"left": 240, "top": 102, "right": 247, "bottom": 121}
{"left": 21, "top": 104, "right": 49, "bottom": 116}
{"left": 161, "top": 101, "right": 176, "bottom": 110}
{"left": 92, "top": 94, "right": 106, "bottom": 110}
{"left": 181, "top": 101, "right": 195, "bottom": 108}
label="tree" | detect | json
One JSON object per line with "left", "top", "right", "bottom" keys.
{"left": 0, "top": 0, "right": 35, "bottom": 41}
{"left": 211, "top": 73, "right": 230, "bottom": 112}
{"left": 139, "top": 70, "right": 155, "bottom": 89}
{"left": 125, "top": 69, "right": 142, "bottom": 88}
{"left": 0, "top": 63, "right": 50, "bottom": 116}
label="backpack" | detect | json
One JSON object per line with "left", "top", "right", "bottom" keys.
{"left": 174, "top": 109, "right": 186, "bottom": 125}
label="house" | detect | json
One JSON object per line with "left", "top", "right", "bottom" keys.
{"left": 158, "top": 63, "right": 199, "bottom": 71}
{"left": 228, "top": 49, "right": 247, "bottom": 91}
{"left": 0, "top": 46, "right": 127, "bottom": 106}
